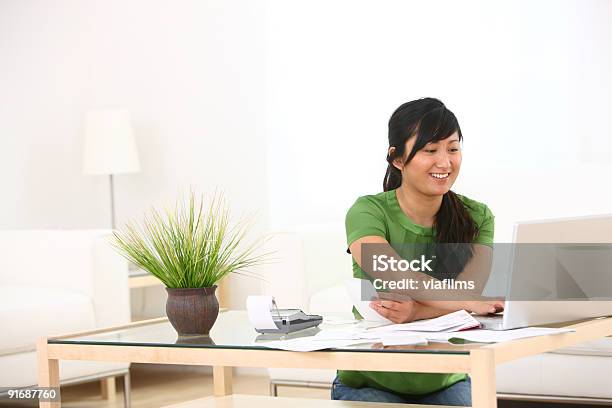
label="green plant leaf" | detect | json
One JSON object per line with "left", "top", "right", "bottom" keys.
{"left": 111, "top": 191, "right": 271, "bottom": 288}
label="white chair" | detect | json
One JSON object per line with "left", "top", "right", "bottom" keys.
{"left": 260, "top": 223, "right": 353, "bottom": 396}
{"left": 0, "top": 230, "right": 132, "bottom": 406}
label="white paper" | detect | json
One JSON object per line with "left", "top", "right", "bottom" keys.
{"left": 258, "top": 325, "right": 575, "bottom": 351}
{"left": 323, "top": 316, "right": 359, "bottom": 325}
{"left": 369, "top": 310, "right": 480, "bottom": 333}
{"left": 259, "top": 338, "right": 366, "bottom": 352}
{"left": 381, "top": 333, "right": 429, "bottom": 346}
{"left": 357, "top": 331, "right": 390, "bottom": 340}
{"left": 345, "top": 278, "right": 391, "bottom": 323}
{"left": 246, "top": 295, "right": 278, "bottom": 330}
{"left": 253, "top": 309, "right": 575, "bottom": 350}
{"left": 314, "top": 329, "right": 364, "bottom": 340}
{"left": 438, "top": 327, "right": 575, "bottom": 343}
{"left": 311, "top": 327, "right": 380, "bottom": 340}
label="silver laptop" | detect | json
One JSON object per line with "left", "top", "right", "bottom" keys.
{"left": 477, "top": 214, "right": 612, "bottom": 330}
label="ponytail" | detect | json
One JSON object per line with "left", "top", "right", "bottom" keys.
{"left": 383, "top": 164, "right": 402, "bottom": 192}
{"left": 436, "top": 191, "right": 478, "bottom": 244}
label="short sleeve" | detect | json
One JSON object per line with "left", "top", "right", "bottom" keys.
{"left": 473, "top": 205, "right": 495, "bottom": 247}
{"left": 345, "top": 196, "right": 387, "bottom": 246}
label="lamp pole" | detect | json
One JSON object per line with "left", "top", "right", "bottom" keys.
{"left": 109, "top": 174, "right": 116, "bottom": 229}
{"left": 82, "top": 109, "right": 140, "bottom": 231}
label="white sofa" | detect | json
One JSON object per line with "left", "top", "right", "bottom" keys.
{"left": 0, "top": 230, "right": 132, "bottom": 406}
{"left": 260, "top": 224, "right": 352, "bottom": 396}
{"left": 262, "top": 224, "right": 612, "bottom": 405}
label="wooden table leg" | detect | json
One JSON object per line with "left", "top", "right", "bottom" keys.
{"left": 37, "top": 338, "right": 60, "bottom": 408}
{"left": 100, "top": 377, "right": 117, "bottom": 401}
{"left": 470, "top": 348, "right": 497, "bottom": 408}
{"left": 212, "top": 366, "right": 233, "bottom": 396}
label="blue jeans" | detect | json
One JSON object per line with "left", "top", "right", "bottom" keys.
{"left": 331, "top": 376, "right": 471, "bottom": 406}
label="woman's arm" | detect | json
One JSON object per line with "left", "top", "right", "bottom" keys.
{"left": 349, "top": 235, "right": 503, "bottom": 316}
{"left": 369, "top": 298, "right": 457, "bottom": 323}
{"left": 455, "top": 243, "right": 494, "bottom": 294}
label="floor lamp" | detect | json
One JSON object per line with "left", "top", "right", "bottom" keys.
{"left": 83, "top": 109, "right": 140, "bottom": 229}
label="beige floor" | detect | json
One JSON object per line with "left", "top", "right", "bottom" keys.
{"left": 3, "top": 366, "right": 592, "bottom": 408}
{"left": 59, "top": 368, "right": 603, "bottom": 408}
{"left": 60, "top": 365, "right": 329, "bottom": 408}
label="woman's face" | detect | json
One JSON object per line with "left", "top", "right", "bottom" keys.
{"left": 393, "top": 132, "right": 462, "bottom": 197}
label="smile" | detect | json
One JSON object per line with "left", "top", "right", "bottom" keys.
{"left": 429, "top": 173, "right": 450, "bottom": 179}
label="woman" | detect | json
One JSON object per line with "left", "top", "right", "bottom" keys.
{"left": 331, "top": 98, "right": 503, "bottom": 406}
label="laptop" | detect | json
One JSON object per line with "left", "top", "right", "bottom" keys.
{"left": 476, "top": 214, "right": 612, "bottom": 330}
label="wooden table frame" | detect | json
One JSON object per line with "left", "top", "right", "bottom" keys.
{"left": 37, "top": 315, "right": 612, "bottom": 408}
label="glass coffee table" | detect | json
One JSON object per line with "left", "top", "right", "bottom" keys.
{"left": 37, "top": 310, "right": 612, "bottom": 408}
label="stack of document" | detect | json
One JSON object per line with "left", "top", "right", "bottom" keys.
{"left": 260, "top": 338, "right": 366, "bottom": 352}
{"left": 425, "top": 327, "right": 575, "bottom": 343}
{"left": 255, "top": 309, "right": 575, "bottom": 352}
{"left": 380, "top": 332, "right": 429, "bottom": 346}
{"left": 367, "top": 310, "right": 480, "bottom": 333}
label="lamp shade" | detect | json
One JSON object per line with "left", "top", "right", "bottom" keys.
{"left": 82, "top": 109, "right": 140, "bottom": 175}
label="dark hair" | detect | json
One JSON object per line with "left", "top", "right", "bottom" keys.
{"left": 384, "top": 98, "right": 479, "bottom": 247}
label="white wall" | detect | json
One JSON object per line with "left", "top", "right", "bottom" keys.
{"left": 264, "top": 0, "right": 612, "bottom": 241}
{"left": 0, "top": 0, "right": 268, "bottom": 308}
{"left": 2, "top": 1, "right": 612, "bottom": 307}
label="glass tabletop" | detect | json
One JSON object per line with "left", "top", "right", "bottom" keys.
{"left": 49, "top": 311, "right": 480, "bottom": 354}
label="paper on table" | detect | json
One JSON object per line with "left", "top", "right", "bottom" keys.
{"left": 369, "top": 310, "right": 480, "bottom": 333}
{"left": 323, "top": 316, "right": 359, "bottom": 325}
{"left": 246, "top": 295, "right": 278, "bottom": 330}
{"left": 314, "top": 329, "right": 364, "bottom": 340}
{"left": 313, "top": 327, "right": 387, "bottom": 341}
{"left": 381, "top": 333, "right": 429, "bottom": 346}
{"left": 345, "top": 278, "right": 391, "bottom": 323}
{"left": 424, "top": 327, "right": 575, "bottom": 343}
{"left": 259, "top": 326, "right": 575, "bottom": 350}
{"left": 259, "top": 338, "right": 366, "bottom": 352}
{"left": 314, "top": 328, "right": 429, "bottom": 346}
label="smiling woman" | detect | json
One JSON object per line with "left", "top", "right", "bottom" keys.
{"left": 332, "top": 98, "right": 502, "bottom": 406}
{"left": 384, "top": 98, "right": 476, "bottom": 243}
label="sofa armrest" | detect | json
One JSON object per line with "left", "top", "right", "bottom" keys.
{"left": 92, "top": 235, "right": 131, "bottom": 327}
{"left": 0, "top": 230, "right": 131, "bottom": 327}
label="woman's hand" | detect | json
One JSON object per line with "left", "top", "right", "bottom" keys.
{"left": 461, "top": 299, "right": 505, "bottom": 315}
{"left": 370, "top": 297, "right": 505, "bottom": 321}
{"left": 369, "top": 299, "right": 418, "bottom": 323}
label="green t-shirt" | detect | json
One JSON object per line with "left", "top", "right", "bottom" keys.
{"left": 338, "top": 189, "right": 495, "bottom": 396}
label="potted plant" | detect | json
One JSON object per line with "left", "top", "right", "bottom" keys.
{"left": 111, "top": 192, "right": 268, "bottom": 337}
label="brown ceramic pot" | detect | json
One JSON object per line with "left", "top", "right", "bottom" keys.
{"left": 165, "top": 286, "right": 219, "bottom": 336}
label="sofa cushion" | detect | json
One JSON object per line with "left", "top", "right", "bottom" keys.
{"left": 0, "top": 351, "right": 129, "bottom": 388}
{"left": 540, "top": 352, "right": 612, "bottom": 398}
{"left": 550, "top": 337, "right": 612, "bottom": 357}
{"left": 497, "top": 352, "right": 612, "bottom": 399}
{"left": 0, "top": 285, "right": 95, "bottom": 351}
{"left": 496, "top": 354, "right": 544, "bottom": 395}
